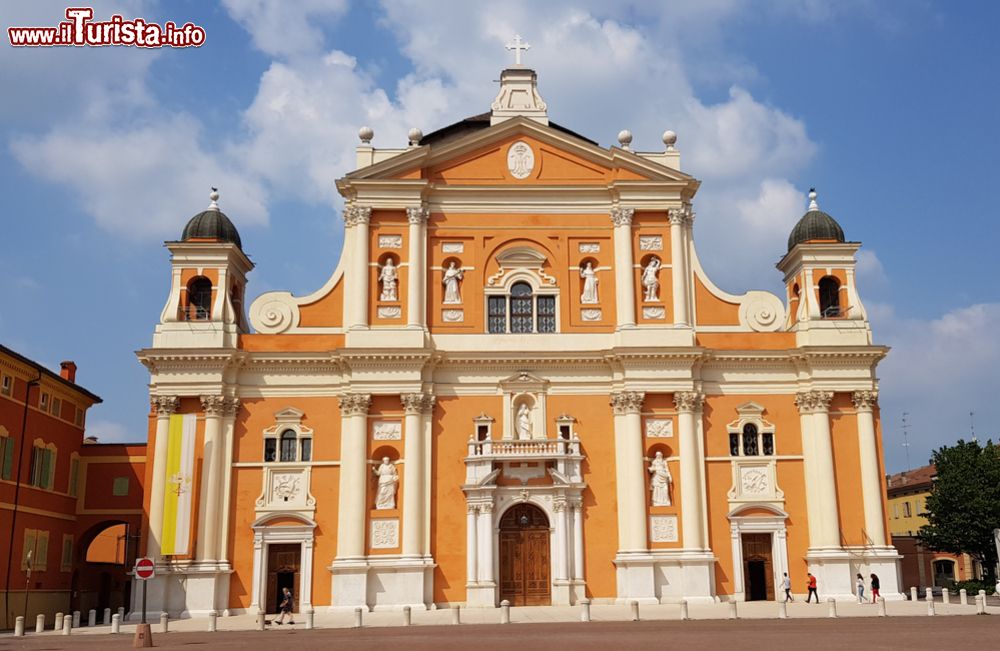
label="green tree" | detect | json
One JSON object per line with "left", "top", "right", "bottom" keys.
{"left": 918, "top": 439, "right": 1000, "bottom": 584}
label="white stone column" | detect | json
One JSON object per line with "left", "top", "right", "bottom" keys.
{"left": 611, "top": 391, "right": 647, "bottom": 551}
{"left": 477, "top": 503, "right": 494, "bottom": 583}
{"left": 796, "top": 390, "right": 840, "bottom": 549}
{"left": 405, "top": 206, "right": 428, "bottom": 329}
{"left": 611, "top": 208, "right": 636, "bottom": 328}
{"left": 853, "top": 391, "right": 887, "bottom": 546}
{"left": 675, "top": 391, "right": 706, "bottom": 550}
{"left": 572, "top": 501, "right": 585, "bottom": 581}
{"left": 345, "top": 205, "right": 372, "bottom": 329}
{"left": 466, "top": 505, "right": 478, "bottom": 585}
{"left": 401, "top": 393, "right": 434, "bottom": 557}
{"left": 669, "top": 206, "right": 691, "bottom": 326}
{"left": 336, "top": 394, "right": 372, "bottom": 558}
{"left": 217, "top": 397, "right": 239, "bottom": 563}
{"left": 196, "top": 395, "right": 225, "bottom": 561}
{"left": 555, "top": 502, "right": 569, "bottom": 581}
{"left": 147, "top": 396, "right": 178, "bottom": 559}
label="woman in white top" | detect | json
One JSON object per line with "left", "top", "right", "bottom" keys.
{"left": 856, "top": 573, "right": 866, "bottom": 603}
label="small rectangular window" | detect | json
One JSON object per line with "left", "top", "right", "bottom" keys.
{"left": 1, "top": 437, "right": 13, "bottom": 480}
{"left": 29, "top": 448, "right": 42, "bottom": 487}
{"left": 537, "top": 296, "right": 556, "bottom": 333}
{"left": 729, "top": 432, "right": 740, "bottom": 456}
{"left": 762, "top": 432, "right": 774, "bottom": 456}
{"left": 34, "top": 531, "right": 49, "bottom": 571}
{"left": 488, "top": 296, "right": 507, "bottom": 334}
{"left": 75, "top": 407, "right": 84, "bottom": 427}
{"left": 903, "top": 501, "right": 912, "bottom": 517}
{"left": 112, "top": 477, "right": 129, "bottom": 496}
{"left": 61, "top": 535, "right": 74, "bottom": 572}
{"left": 264, "top": 439, "right": 277, "bottom": 462}
{"left": 69, "top": 458, "right": 80, "bottom": 497}
{"left": 0, "top": 375, "right": 11, "bottom": 396}
{"left": 40, "top": 392, "right": 49, "bottom": 410}
{"left": 477, "top": 425, "right": 489, "bottom": 441}
{"left": 300, "top": 438, "right": 312, "bottom": 462}
{"left": 893, "top": 503, "right": 899, "bottom": 519}
{"left": 51, "top": 397, "right": 61, "bottom": 418}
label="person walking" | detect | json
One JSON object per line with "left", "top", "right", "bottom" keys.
{"left": 856, "top": 573, "right": 866, "bottom": 603}
{"left": 782, "top": 572, "right": 793, "bottom": 602}
{"left": 870, "top": 573, "right": 881, "bottom": 603}
{"left": 276, "top": 587, "right": 295, "bottom": 625}
{"left": 806, "top": 573, "right": 819, "bottom": 603}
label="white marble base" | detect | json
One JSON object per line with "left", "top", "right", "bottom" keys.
{"left": 806, "top": 548, "right": 892, "bottom": 601}
{"left": 129, "top": 562, "right": 232, "bottom": 620}
{"left": 614, "top": 550, "right": 717, "bottom": 604}
{"left": 329, "top": 556, "right": 436, "bottom": 611}
{"left": 465, "top": 582, "right": 498, "bottom": 608}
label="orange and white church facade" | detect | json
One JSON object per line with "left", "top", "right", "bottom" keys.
{"left": 136, "top": 60, "right": 902, "bottom": 617}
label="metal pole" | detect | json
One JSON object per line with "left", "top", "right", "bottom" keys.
{"left": 22, "top": 551, "right": 32, "bottom": 629}
{"left": 141, "top": 578, "right": 147, "bottom": 624}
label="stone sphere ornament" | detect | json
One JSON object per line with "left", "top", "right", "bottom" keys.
{"left": 358, "top": 126, "right": 374, "bottom": 144}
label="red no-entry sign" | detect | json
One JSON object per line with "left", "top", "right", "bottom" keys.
{"left": 135, "top": 557, "right": 155, "bottom": 580}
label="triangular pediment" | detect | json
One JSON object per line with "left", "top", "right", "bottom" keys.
{"left": 344, "top": 117, "right": 694, "bottom": 186}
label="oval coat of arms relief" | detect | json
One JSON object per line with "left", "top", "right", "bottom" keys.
{"left": 507, "top": 141, "right": 535, "bottom": 179}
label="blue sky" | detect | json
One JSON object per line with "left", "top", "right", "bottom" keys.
{"left": 1, "top": 1, "right": 997, "bottom": 473}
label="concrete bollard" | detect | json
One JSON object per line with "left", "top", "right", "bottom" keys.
{"left": 353, "top": 606, "right": 363, "bottom": 628}
{"left": 978, "top": 589, "right": 987, "bottom": 605}
{"left": 827, "top": 598, "right": 837, "bottom": 618}
{"left": 160, "top": 612, "right": 169, "bottom": 632}
{"left": 580, "top": 599, "right": 591, "bottom": 622}
{"left": 208, "top": 610, "right": 217, "bottom": 632}
{"left": 680, "top": 599, "right": 690, "bottom": 621}
{"left": 257, "top": 610, "right": 266, "bottom": 631}
{"left": 14, "top": 616, "right": 24, "bottom": 637}
{"left": 88, "top": 609, "right": 97, "bottom": 627}
{"left": 500, "top": 600, "right": 511, "bottom": 624}
{"left": 305, "top": 609, "right": 315, "bottom": 630}
{"left": 976, "top": 594, "right": 986, "bottom": 615}
{"left": 63, "top": 616, "right": 72, "bottom": 635}
{"left": 960, "top": 588, "right": 968, "bottom": 606}
{"left": 942, "top": 588, "right": 950, "bottom": 605}
{"left": 103, "top": 607, "right": 111, "bottom": 625}
{"left": 72, "top": 611, "right": 81, "bottom": 628}
{"left": 451, "top": 604, "right": 461, "bottom": 625}
{"left": 36, "top": 614, "right": 45, "bottom": 633}
{"left": 778, "top": 600, "right": 787, "bottom": 619}
{"left": 877, "top": 596, "right": 887, "bottom": 617}
{"left": 910, "top": 586, "right": 918, "bottom": 601}
{"left": 728, "top": 601, "right": 738, "bottom": 620}
{"left": 112, "top": 614, "right": 121, "bottom": 634}
{"left": 118, "top": 606, "right": 125, "bottom": 619}
{"left": 55, "top": 612, "right": 64, "bottom": 631}
{"left": 927, "top": 596, "right": 936, "bottom": 616}
{"left": 630, "top": 600, "right": 640, "bottom": 622}
{"left": 402, "top": 605, "right": 411, "bottom": 626}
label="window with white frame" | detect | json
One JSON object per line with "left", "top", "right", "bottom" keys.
{"left": 39, "top": 391, "right": 49, "bottom": 411}
{"left": 60, "top": 534, "right": 74, "bottom": 572}
{"left": 22, "top": 529, "right": 49, "bottom": 571}
{"left": 727, "top": 403, "right": 776, "bottom": 457}
{"left": 28, "top": 441, "right": 56, "bottom": 489}
{"left": 487, "top": 281, "right": 557, "bottom": 334}
{"left": 263, "top": 408, "right": 313, "bottom": 463}
{"left": 0, "top": 374, "right": 12, "bottom": 397}
{"left": 0, "top": 427, "right": 13, "bottom": 480}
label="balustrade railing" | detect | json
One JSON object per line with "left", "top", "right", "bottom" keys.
{"left": 467, "top": 437, "right": 580, "bottom": 457}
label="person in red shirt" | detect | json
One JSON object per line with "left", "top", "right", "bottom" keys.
{"left": 806, "top": 573, "right": 819, "bottom": 603}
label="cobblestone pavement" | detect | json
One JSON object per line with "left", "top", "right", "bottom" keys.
{"left": 4, "top": 616, "right": 1000, "bottom": 651}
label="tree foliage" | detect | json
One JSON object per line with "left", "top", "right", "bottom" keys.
{"left": 918, "top": 439, "right": 1000, "bottom": 583}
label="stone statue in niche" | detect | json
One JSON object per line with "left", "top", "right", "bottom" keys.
{"left": 642, "top": 257, "right": 661, "bottom": 302}
{"left": 580, "top": 262, "right": 599, "bottom": 304}
{"left": 442, "top": 261, "right": 464, "bottom": 304}
{"left": 648, "top": 451, "right": 673, "bottom": 506}
{"left": 379, "top": 258, "right": 398, "bottom": 302}
{"left": 516, "top": 403, "right": 532, "bottom": 440}
{"left": 373, "top": 457, "right": 399, "bottom": 509}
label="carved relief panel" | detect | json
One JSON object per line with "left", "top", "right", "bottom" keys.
{"left": 256, "top": 465, "right": 316, "bottom": 517}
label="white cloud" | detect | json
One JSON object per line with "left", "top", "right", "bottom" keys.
{"left": 221, "top": 0, "right": 350, "bottom": 59}
{"left": 856, "top": 249, "right": 888, "bottom": 290}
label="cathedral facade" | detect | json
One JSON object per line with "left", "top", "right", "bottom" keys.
{"left": 137, "top": 62, "right": 901, "bottom": 617}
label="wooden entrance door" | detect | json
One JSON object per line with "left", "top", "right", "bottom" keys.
{"left": 265, "top": 543, "right": 301, "bottom": 613}
{"left": 499, "top": 503, "right": 551, "bottom": 606}
{"left": 742, "top": 533, "right": 774, "bottom": 601}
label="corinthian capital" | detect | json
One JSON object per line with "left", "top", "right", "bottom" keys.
{"left": 200, "top": 394, "right": 227, "bottom": 416}
{"left": 668, "top": 204, "right": 693, "bottom": 227}
{"left": 343, "top": 204, "right": 372, "bottom": 227}
{"left": 795, "top": 390, "right": 834, "bottom": 414}
{"left": 673, "top": 391, "right": 704, "bottom": 413}
{"left": 610, "top": 207, "right": 635, "bottom": 227}
{"left": 851, "top": 390, "right": 878, "bottom": 412}
{"left": 222, "top": 396, "right": 241, "bottom": 418}
{"left": 406, "top": 206, "right": 429, "bottom": 225}
{"left": 339, "top": 393, "right": 372, "bottom": 417}
{"left": 610, "top": 390, "right": 645, "bottom": 415}
{"left": 151, "top": 395, "right": 179, "bottom": 417}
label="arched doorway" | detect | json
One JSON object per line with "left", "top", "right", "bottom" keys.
{"left": 74, "top": 521, "right": 135, "bottom": 615}
{"left": 499, "top": 503, "right": 551, "bottom": 606}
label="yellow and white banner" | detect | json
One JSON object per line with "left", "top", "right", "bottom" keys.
{"left": 161, "top": 413, "right": 196, "bottom": 556}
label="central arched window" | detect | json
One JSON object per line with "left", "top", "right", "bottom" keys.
{"left": 186, "top": 277, "right": 213, "bottom": 320}
{"left": 818, "top": 276, "right": 841, "bottom": 318}
{"left": 280, "top": 429, "right": 297, "bottom": 462}
{"left": 488, "top": 282, "right": 557, "bottom": 334}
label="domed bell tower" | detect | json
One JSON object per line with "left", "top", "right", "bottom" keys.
{"left": 153, "top": 189, "right": 254, "bottom": 348}
{"left": 776, "top": 189, "right": 870, "bottom": 346}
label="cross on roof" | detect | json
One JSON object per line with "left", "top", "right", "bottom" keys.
{"left": 505, "top": 34, "right": 530, "bottom": 66}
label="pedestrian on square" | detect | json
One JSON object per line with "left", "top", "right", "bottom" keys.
{"left": 276, "top": 587, "right": 295, "bottom": 625}
{"left": 782, "top": 572, "right": 793, "bottom": 602}
{"left": 856, "top": 573, "right": 866, "bottom": 602}
{"left": 806, "top": 573, "right": 819, "bottom": 603}
{"left": 870, "top": 573, "right": 880, "bottom": 603}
